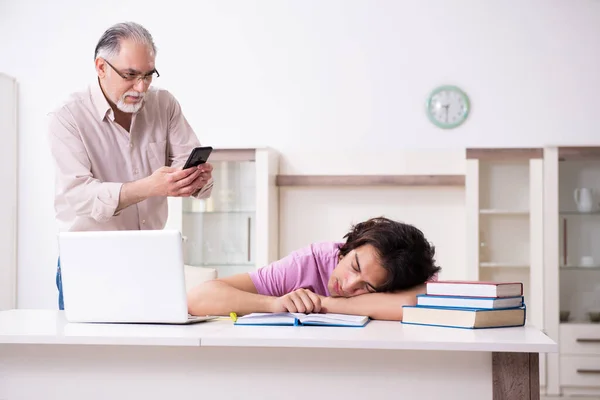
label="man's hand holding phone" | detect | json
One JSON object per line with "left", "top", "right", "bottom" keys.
{"left": 180, "top": 145, "right": 213, "bottom": 194}
{"left": 144, "top": 166, "right": 199, "bottom": 197}
{"left": 144, "top": 146, "right": 214, "bottom": 197}
{"left": 117, "top": 147, "right": 213, "bottom": 213}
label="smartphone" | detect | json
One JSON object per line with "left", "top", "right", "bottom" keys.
{"left": 182, "top": 146, "right": 213, "bottom": 170}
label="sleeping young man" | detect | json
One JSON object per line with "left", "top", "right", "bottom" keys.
{"left": 187, "top": 216, "right": 441, "bottom": 321}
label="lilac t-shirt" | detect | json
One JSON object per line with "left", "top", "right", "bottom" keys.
{"left": 249, "top": 242, "right": 341, "bottom": 297}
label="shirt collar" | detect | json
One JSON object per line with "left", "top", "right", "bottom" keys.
{"left": 90, "top": 78, "right": 115, "bottom": 122}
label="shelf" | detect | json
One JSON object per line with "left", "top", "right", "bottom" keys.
{"left": 276, "top": 174, "right": 465, "bottom": 187}
{"left": 560, "top": 266, "right": 600, "bottom": 270}
{"left": 183, "top": 211, "right": 255, "bottom": 215}
{"left": 560, "top": 211, "right": 600, "bottom": 216}
{"left": 558, "top": 146, "right": 600, "bottom": 161}
{"left": 479, "top": 209, "right": 529, "bottom": 215}
{"left": 466, "top": 147, "right": 543, "bottom": 161}
{"left": 480, "top": 262, "right": 529, "bottom": 268}
{"left": 210, "top": 148, "right": 256, "bottom": 162}
{"left": 187, "top": 262, "right": 255, "bottom": 268}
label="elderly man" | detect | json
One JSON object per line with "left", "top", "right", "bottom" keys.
{"left": 47, "top": 22, "right": 213, "bottom": 309}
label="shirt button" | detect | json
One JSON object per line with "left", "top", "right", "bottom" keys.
{"left": 129, "top": 143, "right": 133, "bottom": 148}
{"left": 142, "top": 220, "right": 146, "bottom": 224}
{"left": 133, "top": 168, "right": 139, "bottom": 174}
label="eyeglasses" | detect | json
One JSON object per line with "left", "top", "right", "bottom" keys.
{"left": 103, "top": 58, "right": 160, "bottom": 83}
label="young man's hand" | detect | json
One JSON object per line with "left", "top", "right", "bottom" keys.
{"left": 270, "top": 289, "right": 323, "bottom": 314}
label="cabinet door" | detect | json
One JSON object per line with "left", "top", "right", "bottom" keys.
{"left": 543, "top": 146, "right": 560, "bottom": 395}
{"left": 530, "top": 158, "right": 546, "bottom": 388}
{"left": 254, "top": 147, "right": 279, "bottom": 267}
{"left": 550, "top": 146, "right": 600, "bottom": 396}
{"left": 183, "top": 158, "right": 256, "bottom": 276}
{"left": 0, "top": 73, "right": 17, "bottom": 310}
{"left": 169, "top": 148, "right": 279, "bottom": 279}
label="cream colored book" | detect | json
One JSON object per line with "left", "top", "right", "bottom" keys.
{"left": 401, "top": 305, "right": 526, "bottom": 329}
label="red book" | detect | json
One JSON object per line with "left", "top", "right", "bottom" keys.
{"left": 426, "top": 280, "right": 523, "bottom": 298}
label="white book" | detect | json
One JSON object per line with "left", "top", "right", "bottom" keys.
{"left": 426, "top": 280, "right": 523, "bottom": 298}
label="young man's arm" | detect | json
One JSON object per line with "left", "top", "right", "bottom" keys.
{"left": 187, "top": 274, "right": 275, "bottom": 316}
{"left": 321, "top": 284, "right": 426, "bottom": 321}
{"left": 188, "top": 248, "right": 330, "bottom": 316}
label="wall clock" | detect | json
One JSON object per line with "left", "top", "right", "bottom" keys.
{"left": 425, "top": 85, "right": 470, "bottom": 129}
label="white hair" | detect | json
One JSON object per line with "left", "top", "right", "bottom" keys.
{"left": 94, "top": 22, "right": 156, "bottom": 60}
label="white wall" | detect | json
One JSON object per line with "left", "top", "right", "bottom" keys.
{"left": 280, "top": 186, "right": 467, "bottom": 279}
{"left": 1, "top": 0, "right": 600, "bottom": 308}
{"left": 280, "top": 149, "right": 467, "bottom": 280}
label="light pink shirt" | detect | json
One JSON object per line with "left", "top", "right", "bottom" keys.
{"left": 249, "top": 241, "right": 439, "bottom": 297}
{"left": 47, "top": 80, "right": 212, "bottom": 232}
{"left": 249, "top": 242, "right": 341, "bottom": 297}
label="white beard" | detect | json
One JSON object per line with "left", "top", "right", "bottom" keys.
{"left": 116, "top": 90, "right": 145, "bottom": 113}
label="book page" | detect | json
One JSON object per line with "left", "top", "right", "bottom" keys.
{"left": 298, "top": 313, "right": 368, "bottom": 323}
{"left": 235, "top": 312, "right": 296, "bottom": 324}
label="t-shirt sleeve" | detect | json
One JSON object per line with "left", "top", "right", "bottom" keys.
{"left": 248, "top": 252, "right": 302, "bottom": 297}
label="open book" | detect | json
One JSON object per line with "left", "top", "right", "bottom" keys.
{"left": 234, "top": 312, "right": 370, "bottom": 327}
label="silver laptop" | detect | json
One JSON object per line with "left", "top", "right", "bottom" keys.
{"left": 58, "top": 229, "right": 217, "bottom": 325}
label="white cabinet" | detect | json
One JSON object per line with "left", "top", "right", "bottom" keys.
{"left": 465, "top": 148, "right": 546, "bottom": 386}
{"left": 543, "top": 146, "right": 600, "bottom": 398}
{"left": 165, "top": 147, "right": 279, "bottom": 279}
{"left": 466, "top": 146, "right": 600, "bottom": 397}
{"left": 0, "top": 73, "right": 17, "bottom": 310}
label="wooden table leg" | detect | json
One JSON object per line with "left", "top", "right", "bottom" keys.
{"left": 492, "top": 352, "right": 540, "bottom": 400}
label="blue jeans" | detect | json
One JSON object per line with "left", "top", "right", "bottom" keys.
{"left": 56, "top": 258, "right": 64, "bottom": 310}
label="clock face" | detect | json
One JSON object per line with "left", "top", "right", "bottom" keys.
{"left": 426, "top": 85, "right": 470, "bottom": 129}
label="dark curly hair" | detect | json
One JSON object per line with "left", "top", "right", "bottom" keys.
{"left": 338, "top": 217, "right": 440, "bottom": 292}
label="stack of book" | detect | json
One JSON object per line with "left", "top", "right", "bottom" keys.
{"left": 401, "top": 280, "right": 526, "bottom": 329}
